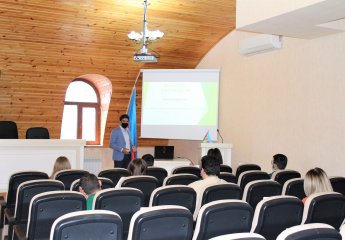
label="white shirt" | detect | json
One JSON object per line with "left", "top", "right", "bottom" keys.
{"left": 120, "top": 126, "right": 130, "bottom": 150}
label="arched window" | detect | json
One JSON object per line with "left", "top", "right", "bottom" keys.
{"left": 61, "top": 79, "right": 100, "bottom": 145}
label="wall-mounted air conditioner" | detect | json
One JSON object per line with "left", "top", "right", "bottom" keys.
{"left": 239, "top": 34, "right": 282, "bottom": 55}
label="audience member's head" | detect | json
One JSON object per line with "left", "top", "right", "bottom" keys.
{"left": 304, "top": 167, "right": 333, "bottom": 197}
{"left": 51, "top": 156, "right": 71, "bottom": 178}
{"left": 207, "top": 148, "right": 223, "bottom": 164}
{"left": 200, "top": 155, "right": 220, "bottom": 179}
{"left": 142, "top": 154, "right": 154, "bottom": 167}
{"left": 79, "top": 173, "right": 101, "bottom": 198}
{"left": 272, "top": 154, "right": 288, "bottom": 171}
{"left": 128, "top": 158, "right": 148, "bottom": 176}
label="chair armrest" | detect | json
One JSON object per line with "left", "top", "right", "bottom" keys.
{"left": 13, "top": 224, "right": 27, "bottom": 240}
{"left": 4, "top": 207, "right": 15, "bottom": 223}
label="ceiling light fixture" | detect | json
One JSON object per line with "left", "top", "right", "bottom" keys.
{"left": 128, "top": 0, "right": 164, "bottom": 63}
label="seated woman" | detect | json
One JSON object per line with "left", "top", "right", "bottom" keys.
{"left": 50, "top": 156, "right": 71, "bottom": 179}
{"left": 116, "top": 158, "right": 148, "bottom": 187}
{"left": 302, "top": 167, "right": 333, "bottom": 203}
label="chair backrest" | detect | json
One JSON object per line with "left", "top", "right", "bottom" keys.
{"left": 251, "top": 196, "right": 304, "bottom": 240}
{"left": 25, "top": 127, "right": 50, "bottom": 139}
{"left": 120, "top": 176, "right": 159, "bottom": 206}
{"left": 149, "top": 185, "right": 197, "bottom": 214}
{"left": 7, "top": 171, "right": 49, "bottom": 208}
{"left": 145, "top": 167, "right": 168, "bottom": 186}
{"left": 220, "top": 164, "right": 232, "bottom": 173}
{"left": 238, "top": 171, "right": 270, "bottom": 189}
{"left": 93, "top": 188, "right": 144, "bottom": 237}
{"left": 219, "top": 172, "right": 237, "bottom": 183}
{"left": 271, "top": 170, "right": 301, "bottom": 186}
{"left": 301, "top": 192, "right": 345, "bottom": 230}
{"left": 70, "top": 177, "right": 114, "bottom": 191}
{"left": 277, "top": 223, "right": 342, "bottom": 240}
{"left": 163, "top": 173, "right": 199, "bottom": 186}
{"left": 0, "top": 121, "right": 18, "bottom": 139}
{"left": 128, "top": 205, "right": 193, "bottom": 240}
{"left": 242, "top": 180, "right": 282, "bottom": 209}
{"left": 193, "top": 200, "right": 254, "bottom": 240}
{"left": 14, "top": 180, "right": 64, "bottom": 224}
{"left": 235, "top": 164, "right": 261, "bottom": 180}
{"left": 98, "top": 168, "right": 131, "bottom": 186}
{"left": 142, "top": 154, "right": 154, "bottom": 166}
{"left": 209, "top": 233, "right": 266, "bottom": 240}
{"left": 282, "top": 178, "right": 306, "bottom": 199}
{"left": 50, "top": 210, "right": 123, "bottom": 240}
{"left": 54, "top": 169, "right": 89, "bottom": 190}
{"left": 201, "top": 183, "right": 242, "bottom": 206}
{"left": 172, "top": 166, "right": 201, "bottom": 178}
{"left": 26, "top": 191, "right": 86, "bottom": 240}
{"left": 330, "top": 176, "right": 345, "bottom": 195}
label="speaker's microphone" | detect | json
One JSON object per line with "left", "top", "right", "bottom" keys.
{"left": 217, "top": 129, "right": 224, "bottom": 143}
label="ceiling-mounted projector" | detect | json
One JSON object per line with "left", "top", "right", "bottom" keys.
{"left": 134, "top": 53, "right": 158, "bottom": 63}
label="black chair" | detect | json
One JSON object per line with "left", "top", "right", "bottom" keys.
{"left": 277, "top": 223, "right": 342, "bottom": 240}
{"left": 0, "top": 121, "right": 18, "bottom": 139}
{"left": 70, "top": 177, "right": 114, "bottom": 191}
{"left": 201, "top": 183, "right": 242, "bottom": 206}
{"left": 163, "top": 173, "right": 199, "bottom": 186}
{"left": 330, "top": 176, "right": 345, "bottom": 195}
{"left": 6, "top": 179, "right": 64, "bottom": 239}
{"left": 220, "top": 164, "right": 232, "bottom": 173}
{"left": 54, "top": 169, "right": 89, "bottom": 190}
{"left": 50, "top": 210, "right": 123, "bottom": 240}
{"left": 1, "top": 171, "right": 48, "bottom": 228}
{"left": 242, "top": 180, "right": 282, "bottom": 209}
{"left": 237, "top": 170, "right": 270, "bottom": 190}
{"left": 98, "top": 168, "right": 131, "bottom": 186}
{"left": 142, "top": 154, "right": 154, "bottom": 166}
{"left": 145, "top": 167, "right": 168, "bottom": 186}
{"left": 119, "top": 176, "right": 159, "bottom": 207}
{"left": 192, "top": 200, "right": 254, "bottom": 240}
{"left": 235, "top": 164, "right": 261, "bottom": 181}
{"left": 210, "top": 233, "right": 266, "bottom": 240}
{"left": 282, "top": 178, "right": 306, "bottom": 199}
{"left": 251, "top": 196, "right": 304, "bottom": 240}
{"left": 127, "top": 206, "right": 193, "bottom": 240}
{"left": 301, "top": 192, "right": 345, "bottom": 230}
{"left": 219, "top": 172, "right": 237, "bottom": 183}
{"left": 94, "top": 188, "right": 144, "bottom": 237}
{"left": 25, "top": 127, "right": 50, "bottom": 139}
{"left": 13, "top": 191, "right": 86, "bottom": 240}
{"left": 149, "top": 185, "right": 197, "bottom": 214}
{"left": 271, "top": 170, "right": 301, "bottom": 186}
{"left": 172, "top": 166, "right": 201, "bottom": 178}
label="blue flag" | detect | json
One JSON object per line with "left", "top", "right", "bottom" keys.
{"left": 128, "top": 87, "right": 137, "bottom": 159}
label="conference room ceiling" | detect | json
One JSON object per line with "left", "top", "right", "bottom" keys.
{"left": 0, "top": 0, "right": 236, "bottom": 144}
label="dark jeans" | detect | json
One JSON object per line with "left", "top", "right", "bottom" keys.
{"left": 114, "top": 154, "right": 131, "bottom": 168}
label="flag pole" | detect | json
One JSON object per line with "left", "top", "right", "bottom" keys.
{"left": 127, "top": 70, "right": 142, "bottom": 113}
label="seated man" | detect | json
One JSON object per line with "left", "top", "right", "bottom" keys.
{"left": 269, "top": 153, "right": 288, "bottom": 178}
{"left": 79, "top": 173, "right": 102, "bottom": 210}
{"left": 189, "top": 155, "right": 227, "bottom": 219}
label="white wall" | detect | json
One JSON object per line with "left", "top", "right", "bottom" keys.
{"left": 197, "top": 30, "right": 345, "bottom": 176}
{"left": 236, "top": 0, "right": 325, "bottom": 28}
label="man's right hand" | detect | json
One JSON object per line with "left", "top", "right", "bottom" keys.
{"left": 122, "top": 148, "right": 130, "bottom": 154}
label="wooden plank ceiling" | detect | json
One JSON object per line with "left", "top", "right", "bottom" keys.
{"left": 0, "top": 0, "right": 236, "bottom": 146}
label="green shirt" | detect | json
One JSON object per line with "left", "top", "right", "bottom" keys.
{"left": 86, "top": 193, "right": 95, "bottom": 210}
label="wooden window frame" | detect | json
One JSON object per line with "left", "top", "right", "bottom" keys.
{"left": 64, "top": 80, "right": 101, "bottom": 145}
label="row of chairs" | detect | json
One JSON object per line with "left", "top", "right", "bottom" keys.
{"left": 0, "top": 121, "right": 50, "bottom": 139}
{"left": 9, "top": 189, "right": 345, "bottom": 240}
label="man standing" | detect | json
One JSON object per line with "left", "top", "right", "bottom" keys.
{"left": 109, "top": 114, "right": 136, "bottom": 168}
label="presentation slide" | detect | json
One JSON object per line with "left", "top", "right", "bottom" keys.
{"left": 141, "top": 69, "right": 219, "bottom": 140}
